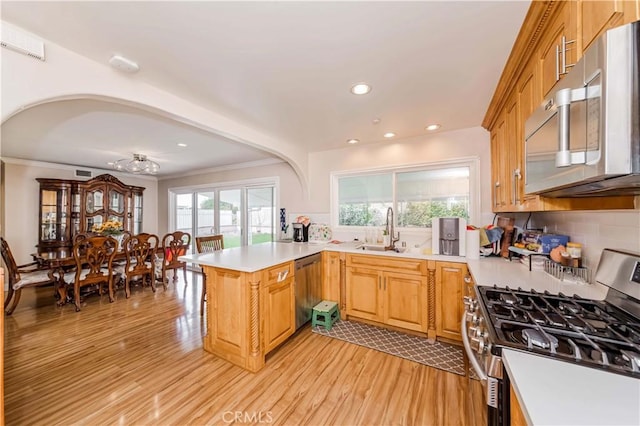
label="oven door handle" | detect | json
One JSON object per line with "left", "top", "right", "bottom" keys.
{"left": 461, "top": 314, "right": 488, "bottom": 382}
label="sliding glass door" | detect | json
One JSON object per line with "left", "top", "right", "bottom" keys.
{"left": 247, "top": 186, "right": 274, "bottom": 245}
{"left": 170, "top": 181, "right": 276, "bottom": 252}
{"left": 174, "top": 193, "right": 194, "bottom": 256}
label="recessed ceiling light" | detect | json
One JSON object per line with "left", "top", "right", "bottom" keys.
{"left": 177, "top": 143, "right": 187, "bottom": 147}
{"left": 351, "top": 83, "right": 371, "bottom": 95}
{"left": 372, "top": 118, "right": 381, "bottom": 124}
{"left": 426, "top": 124, "right": 441, "bottom": 131}
{"left": 347, "top": 139, "right": 359, "bottom": 144}
{"left": 383, "top": 132, "right": 396, "bottom": 138}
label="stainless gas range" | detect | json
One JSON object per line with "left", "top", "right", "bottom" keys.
{"left": 462, "top": 248, "right": 640, "bottom": 426}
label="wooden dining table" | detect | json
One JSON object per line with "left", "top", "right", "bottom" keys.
{"left": 31, "top": 248, "right": 150, "bottom": 306}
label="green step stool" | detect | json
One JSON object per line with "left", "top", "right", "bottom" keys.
{"left": 312, "top": 300, "right": 340, "bottom": 330}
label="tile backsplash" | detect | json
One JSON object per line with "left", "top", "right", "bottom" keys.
{"left": 531, "top": 210, "right": 640, "bottom": 271}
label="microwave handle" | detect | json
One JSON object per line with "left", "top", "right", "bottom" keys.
{"left": 555, "top": 87, "right": 587, "bottom": 167}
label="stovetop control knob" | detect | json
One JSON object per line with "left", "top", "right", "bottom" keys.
{"left": 463, "top": 296, "right": 477, "bottom": 312}
{"left": 471, "top": 314, "right": 482, "bottom": 326}
{"left": 471, "top": 336, "right": 486, "bottom": 354}
{"left": 465, "top": 311, "right": 474, "bottom": 322}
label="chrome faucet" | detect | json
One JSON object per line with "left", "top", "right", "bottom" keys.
{"left": 385, "top": 207, "right": 400, "bottom": 251}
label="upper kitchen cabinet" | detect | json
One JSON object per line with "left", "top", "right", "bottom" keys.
{"left": 483, "top": 0, "right": 637, "bottom": 213}
{"left": 580, "top": 1, "right": 639, "bottom": 51}
{"left": 539, "top": 0, "right": 577, "bottom": 97}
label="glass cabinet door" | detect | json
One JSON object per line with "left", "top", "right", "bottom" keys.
{"left": 109, "top": 189, "right": 125, "bottom": 215}
{"left": 37, "top": 180, "right": 73, "bottom": 250}
{"left": 133, "top": 193, "right": 143, "bottom": 234}
{"left": 85, "top": 188, "right": 104, "bottom": 231}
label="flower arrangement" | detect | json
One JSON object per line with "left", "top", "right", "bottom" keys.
{"left": 92, "top": 220, "right": 123, "bottom": 236}
{"left": 295, "top": 215, "right": 311, "bottom": 226}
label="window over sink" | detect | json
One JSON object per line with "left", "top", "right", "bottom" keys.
{"left": 332, "top": 159, "right": 478, "bottom": 231}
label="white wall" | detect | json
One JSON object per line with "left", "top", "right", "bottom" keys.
{"left": 157, "top": 161, "right": 303, "bottom": 235}
{"left": 305, "top": 126, "right": 492, "bottom": 246}
{"left": 307, "top": 126, "right": 491, "bottom": 215}
{"left": 3, "top": 161, "right": 158, "bottom": 265}
{"left": 531, "top": 209, "right": 640, "bottom": 271}
{"left": 1, "top": 21, "right": 309, "bottom": 191}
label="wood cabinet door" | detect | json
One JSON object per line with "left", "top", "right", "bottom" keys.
{"left": 435, "top": 262, "right": 466, "bottom": 342}
{"left": 581, "top": 0, "right": 624, "bottom": 51}
{"left": 263, "top": 276, "right": 295, "bottom": 354}
{"left": 346, "top": 266, "right": 383, "bottom": 321}
{"left": 539, "top": 1, "right": 576, "bottom": 97}
{"left": 504, "top": 94, "right": 519, "bottom": 210}
{"left": 517, "top": 62, "right": 545, "bottom": 211}
{"left": 205, "top": 267, "right": 248, "bottom": 363}
{"left": 383, "top": 271, "right": 428, "bottom": 332}
{"left": 490, "top": 114, "right": 508, "bottom": 211}
{"left": 322, "top": 251, "right": 341, "bottom": 302}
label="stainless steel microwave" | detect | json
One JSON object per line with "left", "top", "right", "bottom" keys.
{"left": 524, "top": 20, "right": 640, "bottom": 197}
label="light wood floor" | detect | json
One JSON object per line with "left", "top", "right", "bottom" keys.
{"left": 4, "top": 271, "right": 486, "bottom": 425}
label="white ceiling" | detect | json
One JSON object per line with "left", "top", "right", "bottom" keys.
{"left": 1, "top": 1, "right": 530, "bottom": 178}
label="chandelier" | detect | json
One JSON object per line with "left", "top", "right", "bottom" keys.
{"left": 113, "top": 154, "right": 160, "bottom": 175}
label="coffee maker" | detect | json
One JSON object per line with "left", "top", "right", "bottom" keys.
{"left": 292, "top": 223, "right": 309, "bottom": 242}
{"left": 431, "top": 217, "right": 466, "bottom": 256}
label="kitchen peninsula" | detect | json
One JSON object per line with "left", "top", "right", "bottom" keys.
{"left": 180, "top": 242, "right": 468, "bottom": 372}
{"left": 180, "top": 243, "right": 326, "bottom": 372}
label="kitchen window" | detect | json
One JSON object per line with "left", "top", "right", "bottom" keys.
{"left": 332, "top": 159, "right": 479, "bottom": 231}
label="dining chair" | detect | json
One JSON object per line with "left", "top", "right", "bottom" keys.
{"left": 64, "top": 235, "right": 118, "bottom": 311}
{"left": 195, "top": 234, "right": 224, "bottom": 316}
{"left": 1, "top": 237, "right": 54, "bottom": 315}
{"left": 156, "top": 231, "right": 191, "bottom": 290}
{"left": 117, "top": 233, "right": 159, "bottom": 298}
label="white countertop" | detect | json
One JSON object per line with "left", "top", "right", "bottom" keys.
{"left": 503, "top": 349, "right": 640, "bottom": 426}
{"left": 180, "top": 241, "right": 466, "bottom": 272}
{"left": 466, "top": 256, "right": 609, "bottom": 300}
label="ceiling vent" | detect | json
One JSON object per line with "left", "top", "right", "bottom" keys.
{"left": 1, "top": 24, "right": 45, "bottom": 61}
{"left": 75, "top": 169, "right": 93, "bottom": 178}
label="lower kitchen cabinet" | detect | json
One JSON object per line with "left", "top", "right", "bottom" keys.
{"left": 262, "top": 269, "right": 295, "bottom": 354}
{"left": 345, "top": 254, "right": 428, "bottom": 333}
{"left": 322, "top": 250, "right": 342, "bottom": 303}
{"left": 510, "top": 383, "right": 527, "bottom": 426}
{"left": 345, "top": 266, "right": 383, "bottom": 321}
{"left": 434, "top": 261, "right": 467, "bottom": 342}
{"left": 202, "top": 260, "right": 295, "bottom": 372}
{"left": 383, "top": 271, "right": 428, "bottom": 332}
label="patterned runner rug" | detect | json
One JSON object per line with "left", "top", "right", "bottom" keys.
{"left": 312, "top": 320, "right": 466, "bottom": 376}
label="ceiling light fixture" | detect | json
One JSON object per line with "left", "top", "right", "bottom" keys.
{"left": 113, "top": 153, "right": 160, "bottom": 175}
{"left": 177, "top": 143, "right": 187, "bottom": 147}
{"left": 383, "top": 132, "right": 396, "bottom": 138}
{"left": 351, "top": 83, "right": 371, "bottom": 95}
{"left": 426, "top": 124, "right": 441, "bottom": 131}
{"left": 347, "top": 139, "right": 359, "bottom": 144}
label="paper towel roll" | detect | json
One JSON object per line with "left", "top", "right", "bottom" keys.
{"left": 466, "top": 229, "right": 480, "bottom": 260}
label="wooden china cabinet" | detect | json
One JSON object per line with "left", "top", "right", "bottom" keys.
{"left": 36, "top": 174, "right": 144, "bottom": 252}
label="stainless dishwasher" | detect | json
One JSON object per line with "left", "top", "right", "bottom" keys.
{"left": 294, "top": 253, "right": 322, "bottom": 329}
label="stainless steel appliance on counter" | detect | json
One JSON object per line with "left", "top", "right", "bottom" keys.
{"left": 524, "top": 20, "right": 640, "bottom": 197}
{"left": 463, "top": 249, "right": 640, "bottom": 425}
{"left": 432, "top": 217, "right": 466, "bottom": 256}
{"left": 294, "top": 253, "right": 322, "bottom": 329}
